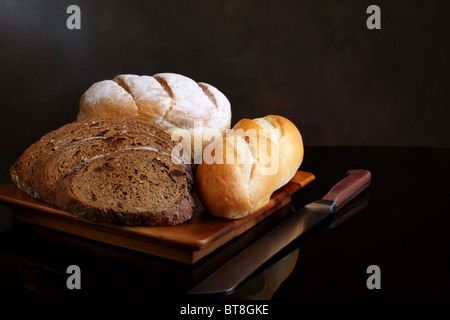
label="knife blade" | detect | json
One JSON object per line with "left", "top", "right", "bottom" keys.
{"left": 187, "top": 169, "right": 371, "bottom": 295}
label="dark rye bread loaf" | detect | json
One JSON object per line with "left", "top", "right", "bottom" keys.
{"left": 10, "top": 117, "right": 177, "bottom": 199}
{"left": 10, "top": 117, "right": 195, "bottom": 226}
{"left": 35, "top": 131, "right": 191, "bottom": 205}
{"left": 55, "top": 147, "right": 194, "bottom": 226}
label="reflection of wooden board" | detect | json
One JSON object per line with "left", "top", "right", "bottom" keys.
{"left": 0, "top": 171, "right": 314, "bottom": 264}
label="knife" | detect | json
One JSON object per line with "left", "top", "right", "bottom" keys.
{"left": 188, "top": 169, "right": 371, "bottom": 295}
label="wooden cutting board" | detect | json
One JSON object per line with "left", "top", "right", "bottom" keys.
{"left": 0, "top": 171, "right": 314, "bottom": 264}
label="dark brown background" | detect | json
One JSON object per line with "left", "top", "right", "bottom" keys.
{"left": 1, "top": 0, "right": 449, "bottom": 156}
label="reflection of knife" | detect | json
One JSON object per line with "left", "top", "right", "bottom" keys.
{"left": 188, "top": 169, "right": 371, "bottom": 295}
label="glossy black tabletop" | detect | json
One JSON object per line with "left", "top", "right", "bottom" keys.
{"left": 0, "top": 146, "right": 448, "bottom": 305}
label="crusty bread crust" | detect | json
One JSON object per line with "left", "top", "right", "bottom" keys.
{"left": 253, "top": 115, "right": 304, "bottom": 190}
{"left": 78, "top": 73, "right": 232, "bottom": 164}
{"left": 195, "top": 115, "right": 304, "bottom": 219}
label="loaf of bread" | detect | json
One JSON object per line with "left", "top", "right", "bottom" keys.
{"left": 195, "top": 115, "right": 304, "bottom": 219}
{"left": 10, "top": 117, "right": 194, "bottom": 226}
{"left": 77, "top": 73, "right": 232, "bottom": 164}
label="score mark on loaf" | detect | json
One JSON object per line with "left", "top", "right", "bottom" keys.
{"left": 78, "top": 73, "right": 232, "bottom": 164}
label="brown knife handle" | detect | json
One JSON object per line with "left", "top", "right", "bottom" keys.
{"left": 322, "top": 170, "right": 371, "bottom": 211}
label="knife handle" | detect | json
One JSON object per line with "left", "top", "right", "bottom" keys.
{"left": 322, "top": 170, "right": 371, "bottom": 211}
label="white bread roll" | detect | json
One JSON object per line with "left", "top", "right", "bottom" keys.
{"left": 77, "top": 73, "right": 232, "bottom": 163}
{"left": 196, "top": 115, "right": 304, "bottom": 219}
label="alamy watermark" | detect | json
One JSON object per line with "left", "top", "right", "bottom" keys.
{"left": 367, "top": 5, "right": 381, "bottom": 30}
{"left": 366, "top": 265, "right": 381, "bottom": 289}
{"left": 66, "top": 5, "right": 81, "bottom": 30}
{"left": 66, "top": 265, "right": 81, "bottom": 289}
{"left": 169, "top": 121, "right": 280, "bottom": 176}
{"left": 67, "top": 4, "right": 380, "bottom": 31}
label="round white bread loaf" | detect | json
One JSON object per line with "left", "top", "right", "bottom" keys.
{"left": 77, "top": 73, "right": 232, "bottom": 164}
{"left": 196, "top": 115, "right": 304, "bottom": 219}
